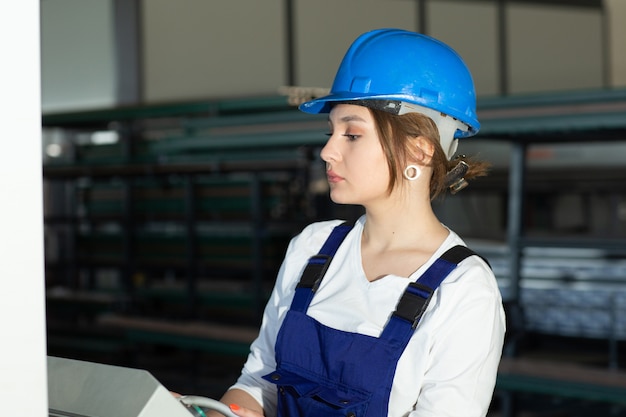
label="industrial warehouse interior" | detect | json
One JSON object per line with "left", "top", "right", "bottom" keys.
{"left": 3, "top": 0, "right": 626, "bottom": 416}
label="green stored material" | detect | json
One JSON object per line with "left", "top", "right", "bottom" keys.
{"left": 125, "top": 330, "right": 252, "bottom": 357}
{"left": 42, "top": 89, "right": 626, "bottom": 141}
{"left": 42, "top": 95, "right": 293, "bottom": 127}
{"left": 479, "top": 112, "right": 626, "bottom": 138}
{"left": 74, "top": 236, "right": 272, "bottom": 265}
{"left": 79, "top": 183, "right": 125, "bottom": 215}
{"left": 197, "top": 291, "right": 266, "bottom": 308}
{"left": 56, "top": 141, "right": 311, "bottom": 166}
{"left": 84, "top": 201, "right": 125, "bottom": 215}
{"left": 134, "top": 288, "right": 262, "bottom": 309}
{"left": 496, "top": 373, "right": 626, "bottom": 405}
{"left": 149, "top": 129, "right": 327, "bottom": 154}
{"left": 126, "top": 233, "right": 288, "bottom": 266}
{"left": 196, "top": 196, "right": 283, "bottom": 212}
{"left": 47, "top": 336, "right": 126, "bottom": 353}
{"left": 76, "top": 143, "right": 125, "bottom": 163}
{"left": 477, "top": 87, "right": 626, "bottom": 139}
{"left": 181, "top": 109, "right": 323, "bottom": 130}
{"left": 156, "top": 148, "right": 306, "bottom": 164}
{"left": 132, "top": 200, "right": 186, "bottom": 214}
{"left": 76, "top": 235, "right": 124, "bottom": 262}
{"left": 47, "top": 297, "right": 116, "bottom": 315}
{"left": 77, "top": 176, "right": 292, "bottom": 216}
{"left": 76, "top": 234, "right": 124, "bottom": 244}
{"left": 479, "top": 88, "right": 626, "bottom": 110}
{"left": 44, "top": 94, "right": 322, "bottom": 359}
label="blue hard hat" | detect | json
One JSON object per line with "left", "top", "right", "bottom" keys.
{"left": 299, "top": 28, "right": 480, "bottom": 138}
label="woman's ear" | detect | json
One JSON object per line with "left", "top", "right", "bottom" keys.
{"left": 409, "top": 136, "right": 435, "bottom": 165}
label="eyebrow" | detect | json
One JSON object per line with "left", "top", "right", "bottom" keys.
{"left": 328, "top": 114, "right": 368, "bottom": 124}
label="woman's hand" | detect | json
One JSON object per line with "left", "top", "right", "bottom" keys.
{"left": 202, "top": 389, "right": 265, "bottom": 417}
{"left": 227, "top": 403, "right": 265, "bottom": 417}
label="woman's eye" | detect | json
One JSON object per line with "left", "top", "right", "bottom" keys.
{"left": 343, "top": 134, "right": 360, "bottom": 141}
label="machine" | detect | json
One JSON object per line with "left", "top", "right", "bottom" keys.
{"left": 47, "top": 356, "right": 236, "bottom": 417}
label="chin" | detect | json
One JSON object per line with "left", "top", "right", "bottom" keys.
{"left": 329, "top": 192, "right": 356, "bottom": 206}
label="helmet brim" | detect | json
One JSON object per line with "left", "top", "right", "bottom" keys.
{"left": 299, "top": 93, "right": 479, "bottom": 138}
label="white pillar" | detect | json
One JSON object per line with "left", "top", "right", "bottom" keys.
{"left": 0, "top": 1, "right": 48, "bottom": 415}
{"left": 605, "top": 0, "right": 626, "bottom": 87}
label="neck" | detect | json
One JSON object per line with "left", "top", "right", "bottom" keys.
{"left": 361, "top": 195, "right": 447, "bottom": 252}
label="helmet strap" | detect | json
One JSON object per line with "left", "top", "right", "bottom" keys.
{"left": 337, "top": 99, "right": 468, "bottom": 160}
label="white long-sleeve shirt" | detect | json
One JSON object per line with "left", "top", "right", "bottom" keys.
{"left": 231, "top": 216, "right": 506, "bottom": 417}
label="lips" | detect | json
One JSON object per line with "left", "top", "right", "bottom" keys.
{"left": 327, "top": 170, "right": 343, "bottom": 183}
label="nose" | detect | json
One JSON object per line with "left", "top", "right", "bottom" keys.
{"left": 320, "top": 134, "right": 340, "bottom": 164}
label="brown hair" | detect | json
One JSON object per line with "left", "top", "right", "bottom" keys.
{"left": 369, "top": 109, "right": 490, "bottom": 200}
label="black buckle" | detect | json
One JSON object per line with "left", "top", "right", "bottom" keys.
{"left": 393, "top": 282, "right": 434, "bottom": 328}
{"left": 297, "top": 254, "right": 333, "bottom": 292}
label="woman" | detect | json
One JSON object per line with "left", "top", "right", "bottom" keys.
{"left": 212, "top": 28, "right": 505, "bottom": 417}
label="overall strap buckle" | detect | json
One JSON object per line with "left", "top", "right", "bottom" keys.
{"left": 290, "top": 222, "right": 353, "bottom": 312}
{"left": 383, "top": 245, "right": 486, "bottom": 341}
{"left": 297, "top": 254, "right": 334, "bottom": 292}
{"left": 393, "top": 282, "right": 435, "bottom": 329}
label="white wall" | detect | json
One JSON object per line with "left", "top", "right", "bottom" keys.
{"left": 0, "top": 1, "right": 48, "bottom": 415}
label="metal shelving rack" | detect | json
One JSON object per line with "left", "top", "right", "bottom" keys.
{"left": 42, "top": 95, "right": 331, "bottom": 326}
{"left": 477, "top": 88, "right": 626, "bottom": 359}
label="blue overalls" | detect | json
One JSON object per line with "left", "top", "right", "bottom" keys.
{"left": 263, "top": 223, "right": 480, "bottom": 417}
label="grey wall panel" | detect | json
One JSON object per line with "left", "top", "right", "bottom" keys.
{"left": 430, "top": 1, "right": 500, "bottom": 97}
{"left": 508, "top": 3, "right": 604, "bottom": 93}
{"left": 41, "top": 0, "right": 117, "bottom": 112}
{"left": 293, "top": 0, "right": 418, "bottom": 90}
{"left": 606, "top": 0, "right": 626, "bottom": 88}
{"left": 40, "top": 0, "right": 612, "bottom": 111}
{"left": 142, "top": 0, "right": 286, "bottom": 103}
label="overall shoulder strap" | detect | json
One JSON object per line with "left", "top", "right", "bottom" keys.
{"left": 380, "top": 245, "right": 485, "bottom": 344}
{"left": 290, "top": 222, "right": 353, "bottom": 312}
